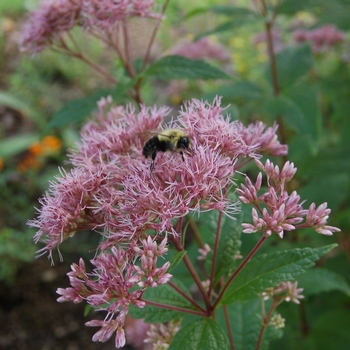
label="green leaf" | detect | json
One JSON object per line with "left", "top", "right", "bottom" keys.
{"left": 46, "top": 80, "right": 133, "bottom": 130}
{"left": 209, "top": 5, "right": 258, "bottom": 17}
{"left": 168, "top": 251, "right": 187, "bottom": 272}
{"left": 196, "top": 18, "right": 259, "bottom": 39}
{"left": 217, "top": 81, "right": 264, "bottom": 100}
{"left": 284, "top": 83, "right": 322, "bottom": 143}
{"left": 0, "top": 133, "right": 39, "bottom": 158}
{"left": 266, "top": 44, "right": 313, "bottom": 90}
{"left": 278, "top": 0, "right": 314, "bottom": 14}
{"left": 129, "top": 280, "right": 194, "bottom": 323}
{"left": 46, "top": 88, "right": 114, "bottom": 129}
{"left": 0, "top": 91, "right": 45, "bottom": 127}
{"left": 217, "top": 299, "right": 282, "bottom": 350}
{"left": 307, "top": 309, "right": 350, "bottom": 350}
{"left": 145, "top": 55, "right": 231, "bottom": 80}
{"left": 298, "top": 173, "right": 349, "bottom": 211}
{"left": 221, "top": 244, "right": 337, "bottom": 304}
{"left": 297, "top": 268, "right": 350, "bottom": 297}
{"left": 263, "top": 95, "right": 305, "bottom": 132}
{"left": 169, "top": 318, "right": 230, "bottom": 350}
{"left": 186, "top": 5, "right": 257, "bottom": 20}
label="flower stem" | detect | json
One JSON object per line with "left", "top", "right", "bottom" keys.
{"left": 141, "top": 0, "right": 170, "bottom": 72}
{"left": 171, "top": 236, "right": 212, "bottom": 313}
{"left": 213, "top": 234, "right": 268, "bottom": 309}
{"left": 223, "top": 304, "right": 235, "bottom": 350}
{"left": 256, "top": 297, "right": 278, "bottom": 350}
{"left": 208, "top": 211, "right": 223, "bottom": 299}
{"left": 142, "top": 299, "right": 206, "bottom": 317}
{"left": 168, "top": 281, "right": 207, "bottom": 313}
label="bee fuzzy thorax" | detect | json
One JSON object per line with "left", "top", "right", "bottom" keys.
{"left": 142, "top": 128, "right": 191, "bottom": 171}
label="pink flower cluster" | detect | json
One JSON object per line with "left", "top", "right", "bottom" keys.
{"left": 19, "top": 0, "right": 159, "bottom": 54}
{"left": 19, "top": 0, "right": 82, "bottom": 54}
{"left": 261, "top": 281, "right": 304, "bottom": 305}
{"left": 237, "top": 159, "right": 340, "bottom": 238}
{"left": 28, "top": 96, "right": 338, "bottom": 347}
{"left": 57, "top": 237, "right": 171, "bottom": 347}
{"left": 170, "top": 36, "right": 231, "bottom": 62}
{"left": 293, "top": 24, "right": 346, "bottom": 53}
{"left": 30, "top": 96, "right": 286, "bottom": 258}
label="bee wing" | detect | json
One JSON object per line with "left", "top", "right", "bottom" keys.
{"left": 137, "top": 129, "right": 173, "bottom": 141}
{"left": 137, "top": 130, "right": 160, "bottom": 141}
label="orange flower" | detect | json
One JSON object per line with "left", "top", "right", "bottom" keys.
{"left": 29, "top": 142, "right": 44, "bottom": 156}
{"left": 42, "top": 135, "right": 62, "bottom": 152}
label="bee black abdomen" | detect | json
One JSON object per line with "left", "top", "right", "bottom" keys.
{"left": 142, "top": 137, "right": 157, "bottom": 158}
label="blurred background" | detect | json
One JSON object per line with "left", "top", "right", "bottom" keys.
{"left": 0, "top": 0, "right": 349, "bottom": 349}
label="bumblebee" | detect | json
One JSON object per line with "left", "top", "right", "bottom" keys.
{"left": 142, "top": 129, "right": 191, "bottom": 171}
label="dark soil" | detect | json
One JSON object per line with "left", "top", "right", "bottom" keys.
{"left": 0, "top": 258, "right": 132, "bottom": 350}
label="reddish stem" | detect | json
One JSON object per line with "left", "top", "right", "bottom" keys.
{"left": 168, "top": 280, "right": 206, "bottom": 313}
{"left": 213, "top": 234, "right": 268, "bottom": 309}
{"left": 223, "top": 304, "right": 235, "bottom": 350}
{"left": 142, "top": 299, "right": 206, "bottom": 317}
{"left": 208, "top": 211, "right": 223, "bottom": 298}
{"left": 256, "top": 297, "right": 278, "bottom": 350}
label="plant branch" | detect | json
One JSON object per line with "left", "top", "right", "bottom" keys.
{"left": 208, "top": 211, "right": 223, "bottom": 299}
{"left": 168, "top": 280, "right": 207, "bottom": 313}
{"left": 213, "top": 234, "right": 268, "bottom": 309}
{"left": 223, "top": 304, "right": 235, "bottom": 350}
{"left": 142, "top": 299, "right": 206, "bottom": 317}
{"left": 171, "top": 236, "right": 212, "bottom": 313}
{"left": 141, "top": 0, "right": 170, "bottom": 72}
{"left": 256, "top": 297, "right": 278, "bottom": 350}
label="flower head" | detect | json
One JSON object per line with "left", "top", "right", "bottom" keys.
{"left": 238, "top": 159, "right": 339, "bottom": 238}
{"left": 19, "top": 0, "right": 82, "bottom": 54}
{"left": 293, "top": 24, "right": 346, "bottom": 53}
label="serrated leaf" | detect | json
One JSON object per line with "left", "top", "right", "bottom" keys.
{"left": 221, "top": 244, "right": 337, "bottom": 304}
{"left": 217, "top": 299, "right": 282, "bottom": 350}
{"left": 297, "top": 268, "right": 350, "bottom": 297}
{"left": 265, "top": 44, "right": 313, "bottom": 90}
{"left": 169, "top": 318, "right": 230, "bottom": 350}
{"left": 129, "top": 280, "right": 194, "bottom": 323}
{"left": 168, "top": 251, "right": 187, "bottom": 272}
{"left": 145, "top": 55, "right": 231, "bottom": 80}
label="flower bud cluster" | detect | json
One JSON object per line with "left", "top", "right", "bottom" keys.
{"left": 260, "top": 281, "right": 304, "bottom": 305}
{"left": 293, "top": 24, "right": 346, "bottom": 53}
{"left": 144, "top": 320, "right": 181, "bottom": 350}
{"left": 57, "top": 238, "right": 171, "bottom": 348}
{"left": 237, "top": 159, "right": 340, "bottom": 238}
{"left": 19, "top": 0, "right": 160, "bottom": 54}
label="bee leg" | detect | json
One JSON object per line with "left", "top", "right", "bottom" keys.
{"left": 180, "top": 151, "right": 185, "bottom": 162}
{"left": 150, "top": 147, "right": 157, "bottom": 171}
